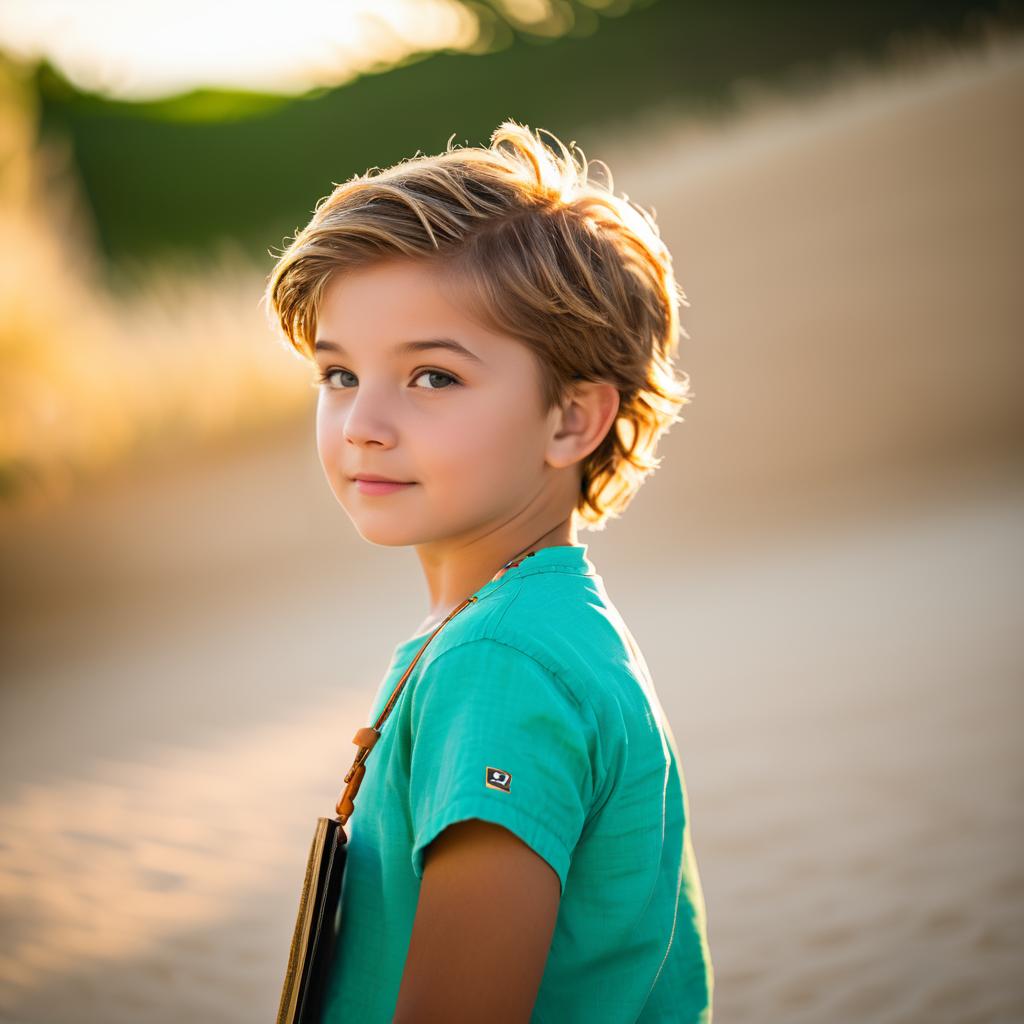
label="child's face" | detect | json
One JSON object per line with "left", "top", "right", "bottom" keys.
{"left": 313, "top": 257, "right": 565, "bottom": 547}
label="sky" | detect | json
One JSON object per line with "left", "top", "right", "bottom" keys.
{"left": 0, "top": 0, "right": 490, "bottom": 100}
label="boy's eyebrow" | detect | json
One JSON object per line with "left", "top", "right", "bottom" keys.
{"left": 314, "top": 337, "right": 484, "bottom": 365}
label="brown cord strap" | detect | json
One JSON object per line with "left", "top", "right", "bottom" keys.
{"left": 335, "top": 595, "right": 476, "bottom": 822}
{"left": 334, "top": 543, "right": 546, "bottom": 826}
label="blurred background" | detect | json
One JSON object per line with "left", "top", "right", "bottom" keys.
{"left": 1, "top": 1, "right": 1022, "bottom": 1021}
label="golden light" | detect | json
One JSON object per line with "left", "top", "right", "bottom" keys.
{"left": 0, "top": 0, "right": 480, "bottom": 100}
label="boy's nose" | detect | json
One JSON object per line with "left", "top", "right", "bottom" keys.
{"left": 342, "top": 392, "right": 399, "bottom": 448}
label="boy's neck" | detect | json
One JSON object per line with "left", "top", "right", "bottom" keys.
{"left": 413, "top": 518, "right": 577, "bottom": 635}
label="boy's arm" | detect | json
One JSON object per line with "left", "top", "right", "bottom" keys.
{"left": 393, "top": 818, "right": 561, "bottom": 1022}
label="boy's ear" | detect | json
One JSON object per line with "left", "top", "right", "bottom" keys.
{"left": 546, "top": 380, "right": 620, "bottom": 470}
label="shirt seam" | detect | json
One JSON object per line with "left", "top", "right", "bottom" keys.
{"left": 414, "top": 635, "right": 607, "bottom": 817}
{"left": 420, "top": 634, "right": 582, "bottom": 713}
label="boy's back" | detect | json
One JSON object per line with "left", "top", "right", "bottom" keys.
{"left": 323, "top": 543, "right": 713, "bottom": 1022}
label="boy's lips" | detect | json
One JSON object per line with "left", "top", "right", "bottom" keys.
{"left": 350, "top": 474, "right": 418, "bottom": 496}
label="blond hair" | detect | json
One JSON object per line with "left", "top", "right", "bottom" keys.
{"left": 263, "top": 119, "right": 692, "bottom": 531}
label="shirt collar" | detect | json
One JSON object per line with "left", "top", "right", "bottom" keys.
{"left": 502, "top": 543, "right": 595, "bottom": 579}
{"left": 394, "top": 543, "right": 597, "bottom": 655}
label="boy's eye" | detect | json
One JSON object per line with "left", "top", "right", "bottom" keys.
{"left": 317, "top": 368, "right": 356, "bottom": 389}
{"left": 319, "top": 366, "right": 360, "bottom": 385}
{"left": 411, "top": 369, "right": 460, "bottom": 390}
{"left": 315, "top": 368, "right": 461, "bottom": 391}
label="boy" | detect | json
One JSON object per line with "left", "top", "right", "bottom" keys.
{"left": 264, "top": 120, "right": 713, "bottom": 1022}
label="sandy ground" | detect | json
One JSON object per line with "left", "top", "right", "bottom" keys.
{"left": 1, "top": 36, "right": 1023, "bottom": 1024}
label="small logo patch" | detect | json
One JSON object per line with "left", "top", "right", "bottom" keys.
{"left": 485, "top": 767, "right": 512, "bottom": 792}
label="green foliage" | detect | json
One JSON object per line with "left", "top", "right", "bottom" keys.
{"left": 27, "top": 0, "right": 1019, "bottom": 287}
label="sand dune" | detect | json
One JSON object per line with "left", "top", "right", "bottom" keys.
{"left": 1, "top": 35, "right": 1022, "bottom": 1024}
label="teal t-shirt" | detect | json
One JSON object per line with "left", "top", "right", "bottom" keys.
{"left": 322, "top": 543, "right": 713, "bottom": 1022}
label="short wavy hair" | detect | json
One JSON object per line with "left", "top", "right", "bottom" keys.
{"left": 263, "top": 119, "right": 692, "bottom": 531}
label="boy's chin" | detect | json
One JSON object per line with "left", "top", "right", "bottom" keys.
{"left": 345, "top": 516, "right": 423, "bottom": 548}
{"left": 357, "top": 531, "right": 415, "bottom": 548}
{"left": 348, "top": 516, "right": 476, "bottom": 550}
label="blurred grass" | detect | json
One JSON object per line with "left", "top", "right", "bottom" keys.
{"left": 0, "top": 59, "right": 312, "bottom": 517}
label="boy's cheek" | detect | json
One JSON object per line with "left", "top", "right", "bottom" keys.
{"left": 315, "top": 400, "right": 356, "bottom": 457}
{"left": 315, "top": 424, "right": 342, "bottom": 474}
{"left": 427, "top": 428, "right": 506, "bottom": 484}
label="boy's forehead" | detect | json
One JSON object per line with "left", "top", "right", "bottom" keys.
{"left": 316, "top": 259, "right": 514, "bottom": 358}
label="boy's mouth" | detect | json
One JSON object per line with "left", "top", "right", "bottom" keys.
{"left": 351, "top": 477, "right": 417, "bottom": 496}
{"left": 349, "top": 473, "right": 415, "bottom": 484}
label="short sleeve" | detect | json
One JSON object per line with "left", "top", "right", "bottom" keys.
{"left": 408, "top": 637, "right": 595, "bottom": 896}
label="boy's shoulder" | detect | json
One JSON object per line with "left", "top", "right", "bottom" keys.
{"left": 417, "top": 566, "right": 635, "bottom": 710}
